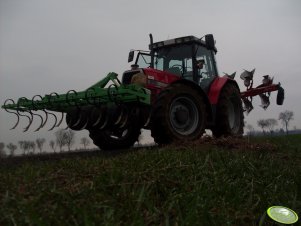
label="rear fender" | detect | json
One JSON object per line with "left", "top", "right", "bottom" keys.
{"left": 208, "top": 76, "right": 240, "bottom": 105}
{"left": 171, "top": 79, "right": 213, "bottom": 123}
{"left": 207, "top": 76, "right": 240, "bottom": 124}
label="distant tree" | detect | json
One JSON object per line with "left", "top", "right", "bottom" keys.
{"left": 80, "top": 137, "right": 90, "bottom": 150}
{"left": 279, "top": 110, "right": 294, "bottom": 135}
{"left": 29, "top": 141, "right": 36, "bottom": 154}
{"left": 0, "top": 142, "right": 5, "bottom": 152}
{"left": 65, "top": 129, "right": 75, "bottom": 151}
{"left": 36, "top": 138, "right": 46, "bottom": 153}
{"left": 266, "top": 118, "right": 278, "bottom": 134}
{"left": 55, "top": 129, "right": 67, "bottom": 152}
{"left": 257, "top": 119, "right": 268, "bottom": 134}
{"left": 49, "top": 140, "right": 56, "bottom": 153}
{"left": 19, "top": 141, "right": 30, "bottom": 155}
{"left": 0, "top": 142, "right": 6, "bottom": 158}
{"left": 6, "top": 143, "right": 17, "bottom": 156}
{"left": 279, "top": 128, "right": 285, "bottom": 134}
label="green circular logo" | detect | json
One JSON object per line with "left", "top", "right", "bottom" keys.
{"left": 267, "top": 206, "right": 298, "bottom": 224}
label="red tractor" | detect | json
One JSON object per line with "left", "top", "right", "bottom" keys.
{"left": 2, "top": 34, "right": 284, "bottom": 150}
{"left": 90, "top": 34, "right": 283, "bottom": 149}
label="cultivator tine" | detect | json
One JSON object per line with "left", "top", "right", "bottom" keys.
{"left": 66, "top": 90, "right": 80, "bottom": 107}
{"left": 91, "top": 107, "right": 103, "bottom": 127}
{"left": 47, "top": 111, "right": 58, "bottom": 131}
{"left": 3, "top": 99, "right": 20, "bottom": 130}
{"left": 16, "top": 97, "right": 33, "bottom": 132}
{"left": 71, "top": 111, "right": 83, "bottom": 128}
{"left": 30, "top": 110, "right": 44, "bottom": 132}
{"left": 48, "top": 92, "right": 59, "bottom": 104}
{"left": 19, "top": 110, "right": 33, "bottom": 132}
{"left": 114, "top": 106, "right": 125, "bottom": 125}
{"left": 41, "top": 110, "right": 49, "bottom": 128}
{"left": 56, "top": 112, "right": 64, "bottom": 127}
{"left": 99, "top": 111, "right": 109, "bottom": 129}
{"left": 31, "top": 95, "right": 45, "bottom": 131}
{"left": 85, "top": 87, "right": 97, "bottom": 105}
{"left": 118, "top": 106, "right": 129, "bottom": 128}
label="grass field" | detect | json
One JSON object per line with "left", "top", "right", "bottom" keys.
{"left": 0, "top": 135, "right": 300, "bottom": 226}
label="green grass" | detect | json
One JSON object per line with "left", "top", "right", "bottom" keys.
{"left": 0, "top": 135, "right": 300, "bottom": 226}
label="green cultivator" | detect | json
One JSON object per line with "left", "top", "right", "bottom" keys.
{"left": 2, "top": 72, "right": 150, "bottom": 132}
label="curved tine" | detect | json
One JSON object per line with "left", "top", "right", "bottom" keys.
{"left": 17, "top": 97, "right": 33, "bottom": 132}
{"left": 114, "top": 106, "right": 124, "bottom": 125}
{"left": 31, "top": 95, "right": 43, "bottom": 110}
{"left": 91, "top": 108, "right": 103, "bottom": 127}
{"left": 66, "top": 90, "right": 79, "bottom": 108}
{"left": 32, "top": 112, "right": 44, "bottom": 132}
{"left": 143, "top": 113, "right": 151, "bottom": 127}
{"left": 31, "top": 95, "right": 44, "bottom": 131}
{"left": 99, "top": 113, "right": 109, "bottom": 129}
{"left": 56, "top": 112, "right": 64, "bottom": 127}
{"left": 65, "top": 108, "right": 80, "bottom": 129}
{"left": 47, "top": 92, "right": 59, "bottom": 107}
{"left": 85, "top": 87, "right": 96, "bottom": 105}
{"left": 41, "top": 110, "right": 49, "bottom": 128}
{"left": 47, "top": 111, "right": 58, "bottom": 131}
{"left": 79, "top": 114, "right": 89, "bottom": 130}
{"left": 23, "top": 111, "right": 34, "bottom": 132}
{"left": 72, "top": 110, "right": 83, "bottom": 127}
{"left": 119, "top": 106, "right": 129, "bottom": 129}
{"left": 4, "top": 99, "right": 20, "bottom": 130}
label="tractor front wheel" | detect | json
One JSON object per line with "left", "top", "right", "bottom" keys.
{"left": 151, "top": 83, "right": 206, "bottom": 145}
{"left": 212, "top": 83, "right": 244, "bottom": 137}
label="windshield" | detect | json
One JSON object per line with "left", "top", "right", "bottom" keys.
{"left": 135, "top": 44, "right": 192, "bottom": 77}
{"left": 154, "top": 44, "right": 192, "bottom": 76}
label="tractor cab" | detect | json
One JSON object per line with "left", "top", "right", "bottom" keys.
{"left": 128, "top": 34, "right": 219, "bottom": 92}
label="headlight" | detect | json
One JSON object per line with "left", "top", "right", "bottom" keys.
{"left": 131, "top": 72, "right": 147, "bottom": 87}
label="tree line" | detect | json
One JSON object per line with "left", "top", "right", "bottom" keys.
{"left": 246, "top": 110, "right": 294, "bottom": 135}
{"left": 0, "top": 128, "right": 91, "bottom": 158}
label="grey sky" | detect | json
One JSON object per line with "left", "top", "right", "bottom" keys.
{"left": 1, "top": 0, "right": 301, "bottom": 150}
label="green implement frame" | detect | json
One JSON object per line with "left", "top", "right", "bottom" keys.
{"left": 2, "top": 72, "right": 151, "bottom": 113}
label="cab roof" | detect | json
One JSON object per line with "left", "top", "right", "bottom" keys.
{"left": 150, "top": 35, "right": 210, "bottom": 50}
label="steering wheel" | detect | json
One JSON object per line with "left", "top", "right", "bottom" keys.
{"left": 171, "top": 64, "right": 183, "bottom": 73}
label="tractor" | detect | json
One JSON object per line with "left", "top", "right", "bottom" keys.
{"left": 2, "top": 34, "right": 284, "bottom": 150}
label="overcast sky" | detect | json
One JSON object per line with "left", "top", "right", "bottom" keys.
{"left": 1, "top": 0, "right": 300, "bottom": 151}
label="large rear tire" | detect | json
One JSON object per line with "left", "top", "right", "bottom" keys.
{"left": 151, "top": 83, "right": 206, "bottom": 145}
{"left": 212, "top": 83, "right": 244, "bottom": 137}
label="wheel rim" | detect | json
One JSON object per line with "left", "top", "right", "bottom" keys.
{"left": 228, "top": 97, "right": 240, "bottom": 133}
{"left": 169, "top": 96, "right": 199, "bottom": 135}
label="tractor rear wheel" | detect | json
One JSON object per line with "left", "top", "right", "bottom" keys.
{"left": 151, "top": 83, "right": 206, "bottom": 145}
{"left": 212, "top": 83, "right": 244, "bottom": 137}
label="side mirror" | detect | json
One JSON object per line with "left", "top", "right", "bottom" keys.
{"left": 205, "top": 34, "right": 215, "bottom": 50}
{"left": 128, "top": 50, "right": 134, "bottom": 63}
